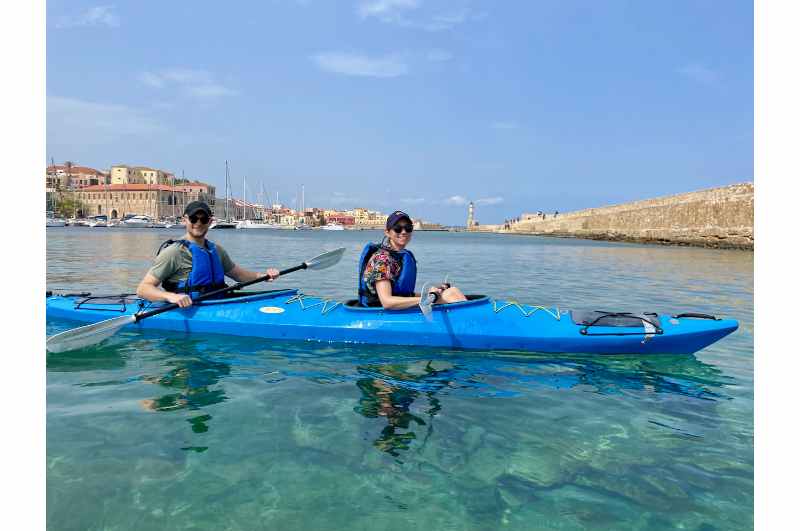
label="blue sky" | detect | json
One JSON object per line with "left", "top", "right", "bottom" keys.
{"left": 46, "top": 1, "right": 753, "bottom": 225}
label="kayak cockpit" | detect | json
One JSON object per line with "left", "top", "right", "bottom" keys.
{"left": 342, "top": 294, "right": 491, "bottom": 311}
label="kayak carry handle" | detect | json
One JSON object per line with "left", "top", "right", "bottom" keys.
{"left": 671, "top": 312, "right": 720, "bottom": 320}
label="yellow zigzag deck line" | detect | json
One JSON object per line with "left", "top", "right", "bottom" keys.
{"left": 285, "top": 292, "right": 341, "bottom": 315}
{"left": 492, "top": 300, "right": 561, "bottom": 320}
{"left": 285, "top": 292, "right": 561, "bottom": 320}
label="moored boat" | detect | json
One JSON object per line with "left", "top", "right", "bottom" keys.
{"left": 321, "top": 222, "right": 345, "bottom": 231}
{"left": 211, "top": 220, "right": 238, "bottom": 229}
{"left": 236, "top": 219, "right": 281, "bottom": 229}
{"left": 88, "top": 215, "right": 108, "bottom": 227}
{"left": 45, "top": 289, "right": 738, "bottom": 355}
{"left": 121, "top": 215, "right": 153, "bottom": 227}
{"left": 46, "top": 217, "right": 67, "bottom": 227}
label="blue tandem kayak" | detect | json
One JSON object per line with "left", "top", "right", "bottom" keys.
{"left": 45, "top": 289, "right": 738, "bottom": 355}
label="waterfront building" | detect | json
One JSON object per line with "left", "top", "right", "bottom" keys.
{"left": 47, "top": 163, "right": 108, "bottom": 190}
{"left": 110, "top": 165, "right": 171, "bottom": 185}
{"left": 73, "top": 184, "right": 189, "bottom": 219}
{"left": 326, "top": 213, "right": 355, "bottom": 226}
{"left": 133, "top": 167, "right": 163, "bottom": 185}
{"left": 110, "top": 165, "right": 137, "bottom": 185}
{"left": 174, "top": 182, "right": 216, "bottom": 211}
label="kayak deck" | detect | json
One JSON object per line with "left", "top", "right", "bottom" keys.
{"left": 45, "top": 289, "right": 739, "bottom": 355}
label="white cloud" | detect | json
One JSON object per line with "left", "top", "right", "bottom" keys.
{"left": 677, "top": 64, "right": 719, "bottom": 84}
{"left": 491, "top": 121, "right": 520, "bottom": 130}
{"left": 138, "top": 72, "right": 164, "bottom": 88}
{"left": 47, "top": 96, "right": 165, "bottom": 141}
{"left": 427, "top": 49, "right": 453, "bottom": 62}
{"left": 138, "top": 68, "right": 238, "bottom": 98}
{"left": 358, "top": 1, "right": 480, "bottom": 32}
{"left": 358, "top": 0, "right": 420, "bottom": 19}
{"left": 475, "top": 197, "right": 504, "bottom": 206}
{"left": 312, "top": 52, "right": 409, "bottom": 78}
{"left": 444, "top": 195, "right": 468, "bottom": 206}
{"left": 53, "top": 5, "right": 120, "bottom": 29}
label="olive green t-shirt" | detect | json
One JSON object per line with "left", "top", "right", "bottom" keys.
{"left": 148, "top": 240, "right": 236, "bottom": 286}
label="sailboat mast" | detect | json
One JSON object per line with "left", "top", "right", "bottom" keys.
{"left": 49, "top": 156, "right": 55, "bottom": 213}
{"left": 174, "top": 171, "right": 179, "bottom": 219}
{"left": 225, "top": 160, "right": 230, "bottom": 221}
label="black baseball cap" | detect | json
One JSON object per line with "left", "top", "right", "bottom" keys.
{"left": 386, "top": 210, "right": 412, "bottom": 229}
{"left": 184, "top": 201, "right": 213, "bottom": 217}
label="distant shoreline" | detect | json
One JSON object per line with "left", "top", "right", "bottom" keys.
{"left": 468, "top": 183, "right": 754, "bottom": 251}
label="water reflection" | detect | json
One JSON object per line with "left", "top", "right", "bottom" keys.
{"left": 353, "top": 361, "right": 452, "bottom": 460}
{"left": 526, "top": 354, "right": 733, "bottom": 400}
{"left": 140, "top": 341, "right": 231, "bottom": 449}
{"left": 351, "top": 352, "right": 732, "bottom": 460}
{"left": 46, "top": 345, "right": 126, "bottom": 372}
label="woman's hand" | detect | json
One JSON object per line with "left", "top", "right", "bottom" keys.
{"left": 264, "top": 268, "right": 280, "bottom": 282}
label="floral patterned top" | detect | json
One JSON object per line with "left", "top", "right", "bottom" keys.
{"left": 362, "top": 243, "right": 403, "bottom": 306}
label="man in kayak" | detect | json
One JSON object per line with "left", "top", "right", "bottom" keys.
{"left": 358, "top": 210, "right": 466, "bottom": 309}
{"left": 136, "top": 200, "right": 280, "bottom": 308}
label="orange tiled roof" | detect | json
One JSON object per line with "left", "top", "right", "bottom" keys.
{"left": 77, "top": 184, "right": 178, "bottom": 192}
{"left": 47, "top": 165, "right": 104, "bottom": 175}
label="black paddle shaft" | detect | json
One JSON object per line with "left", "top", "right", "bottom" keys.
{"left": 134, "top": 263, "right": 307, "bottom": 322}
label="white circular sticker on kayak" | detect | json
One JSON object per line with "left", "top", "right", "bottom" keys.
{"left": 259, "top": 306, "right": 285, "bottom": 314}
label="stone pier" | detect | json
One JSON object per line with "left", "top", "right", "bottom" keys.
{"left": 478, "top": 183, "right": 754, "bottom": 250}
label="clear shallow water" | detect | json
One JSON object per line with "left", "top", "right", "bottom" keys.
{"left": 46, "top": 228, "right": 753, "bottom": 530}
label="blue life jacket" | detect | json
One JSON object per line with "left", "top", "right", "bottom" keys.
{"left": 357, "top": 242, "right": 417, "bottom": 307}
{"left": 157, "top": 239, "right": 227, "bottom": 299}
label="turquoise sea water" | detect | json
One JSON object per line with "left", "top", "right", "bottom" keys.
{"left": 46, "top": 228, "right": 753, "bottom": 530}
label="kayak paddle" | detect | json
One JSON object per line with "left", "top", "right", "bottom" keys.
{"left": 419, "top": 282, "right": 437, "bottom": 321}
{"left": 46, "top": 247, "right": 346, "bottom": 353}
{"left": 419, "top": 276, "right": 454, "bottom": 321}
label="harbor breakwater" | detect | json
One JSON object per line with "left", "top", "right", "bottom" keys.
{"left": 475, "top": 183, "right": 753, "bottom": 250}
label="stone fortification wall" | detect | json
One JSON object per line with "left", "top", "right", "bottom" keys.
{"left": 506, "top": 183, "right": 753, "bottom": 250}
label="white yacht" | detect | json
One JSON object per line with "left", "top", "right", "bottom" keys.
{"left": 88, "top": 215, "right": 108, "bottom": 228}
{"left": 236, "top": 219, "right": 280, "bottom": 229}
{"left": 321, "top": 222, "right": 345, "bottom": 231}
{"left": 46, "top": 216, "right": 67, "bottom": 227}
{"left": 121, "top": 215, "right": 153, "bottom": 227}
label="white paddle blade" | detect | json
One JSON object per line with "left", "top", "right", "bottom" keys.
{"left": 419, "top": 282, "right": 434, "bottom": 322}
{"left": 305, "top": 247, "right": 345, "bottom": 271}
{"left": 46, "top": 314, "right": 136, "bottom": 353}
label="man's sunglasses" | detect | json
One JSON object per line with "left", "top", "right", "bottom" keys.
{"left": 188, "top": 214, "right": 210, "bottom": 224}
{"left": 391, "top": 224, "right": 413, "bottom": 234}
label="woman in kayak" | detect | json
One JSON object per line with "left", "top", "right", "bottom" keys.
{"left": 136, "top": 201, "right": 280, "bottom": 308}
{"left": 358, "top": 210, "right": 466, "bottom": 309}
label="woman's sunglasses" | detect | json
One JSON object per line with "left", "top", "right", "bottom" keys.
{"left": 188, "top": 214, "right": 210, "bottom": 224}
{"left": 391, "top": 224, "right": 413, "bottom": 234}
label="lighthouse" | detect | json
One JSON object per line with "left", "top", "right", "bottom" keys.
{"left": 467, "top": 201, "right": 475, "bottom": 229}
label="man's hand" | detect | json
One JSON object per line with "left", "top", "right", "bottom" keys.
{"left": 264, "top": 268, "right": 280, "bottom": 282}
{"left": 166, "top": 292, "right": 193, "bottom": 308}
